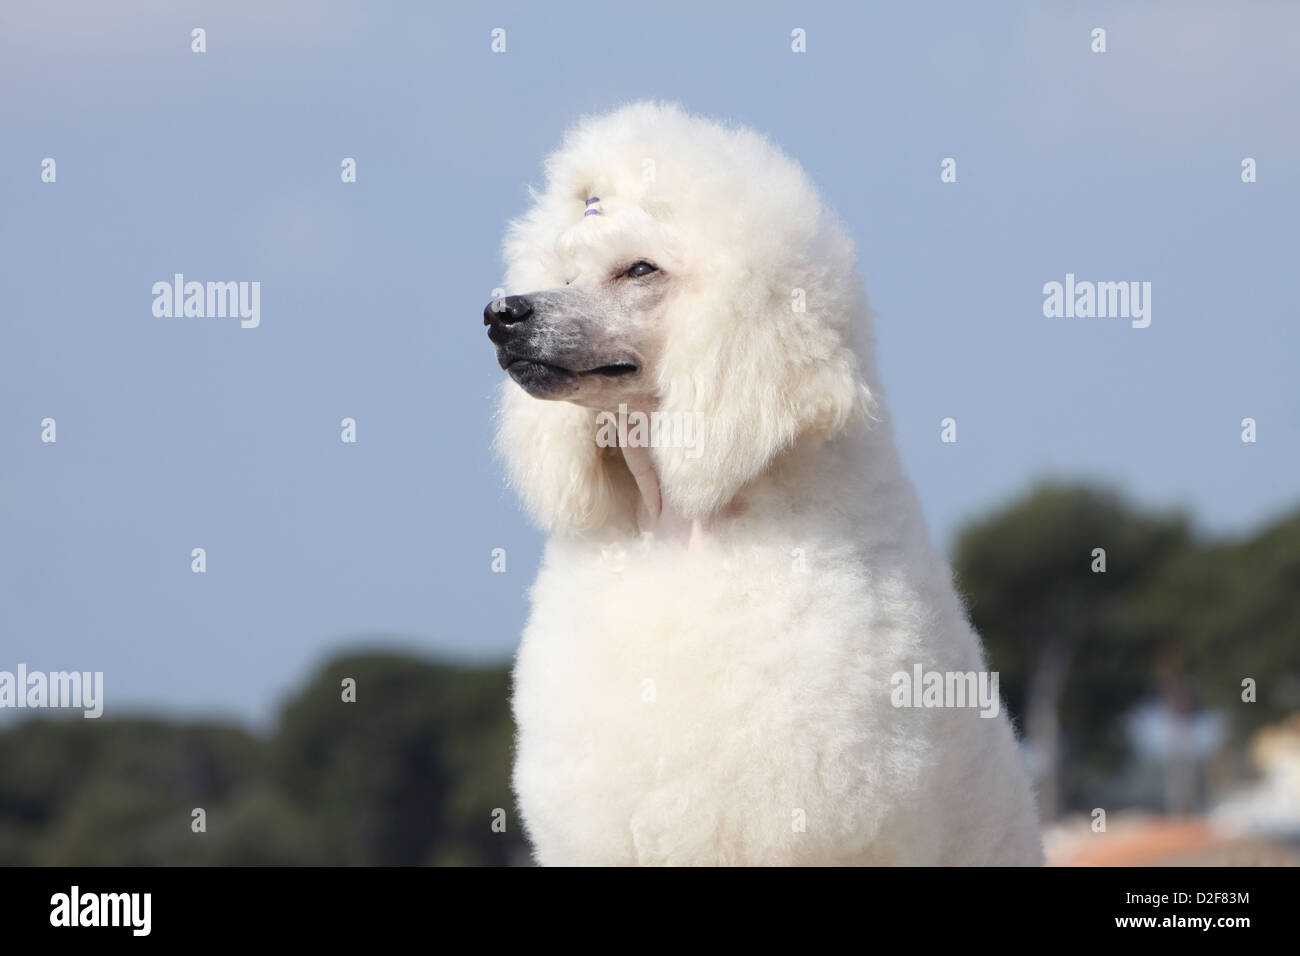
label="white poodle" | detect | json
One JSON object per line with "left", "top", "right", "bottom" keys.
{"left": 484, "top": 102, "right": 1043, "bottom": 865}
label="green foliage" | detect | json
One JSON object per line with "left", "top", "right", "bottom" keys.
{"left": 954, "top": 483, "right": 1190, "bottom": 730}
{"left": 954, "top": 482, "right": 1299, "bottom": 813}
{"left": 271, "top": 654, "right": 519, "bottom": 866}
{"left": 0, "top": 655, "right": 528, "bottom": 866}
{"left": 1134, "top": 510, "right": 1300, "bottom": 726}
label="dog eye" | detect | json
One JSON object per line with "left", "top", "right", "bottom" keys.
{"left": 624, "top": 261, "right": 658, "bottom": 278}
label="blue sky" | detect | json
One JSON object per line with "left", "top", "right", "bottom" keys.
{"left": 2, "top": 1, "right": 1297, "bottom": 724}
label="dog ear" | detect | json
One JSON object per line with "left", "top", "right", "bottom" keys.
{"left": 495, "top": 381, "right": 638, "bottom": 533}
{"left": 651, "top": 267, "right": 869, "bottom": 520}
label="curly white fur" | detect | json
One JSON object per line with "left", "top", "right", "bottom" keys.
{"left": 494, "top": 101, "right": 1043, "bottom": 865}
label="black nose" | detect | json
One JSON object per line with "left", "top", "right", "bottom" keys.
{"left": 483, "top": 295, "right": 533, "bottom": 327}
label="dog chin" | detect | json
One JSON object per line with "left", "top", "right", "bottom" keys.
{"left": 505, "top": 358, "right": 579, "bottom": 399}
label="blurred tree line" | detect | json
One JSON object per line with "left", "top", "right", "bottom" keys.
{"left": 954, "top": 483, "right": 1300, "bottom": 820}
{"left": 0, "top": 656, "right": 528, "bottom": 865}
{"left": 1, "top": 482, "right": 1296, "bottom": 864}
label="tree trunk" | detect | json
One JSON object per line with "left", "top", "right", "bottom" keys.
{"left": 1026, "top": 635, "right": 1072, "bottom": 822}
{"left": 1158, "top": 645, "right": 1198, "bottom": 815}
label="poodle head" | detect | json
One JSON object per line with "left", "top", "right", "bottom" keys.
{"left": 489, "top": 101, "right": 870, "bottom": 532}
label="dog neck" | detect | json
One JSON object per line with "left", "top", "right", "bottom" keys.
{"left": 620, "top": 443, "right": 703, "bottom": 546}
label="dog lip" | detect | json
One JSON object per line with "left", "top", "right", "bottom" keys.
{"left": 501, "top": 353, "right": 639, "bottom": 378}
{"left": 581, "top": 362, "right": 640, "bottom": 377}
{"left": 502, "top": 357, "right": 582, "bottom": 399}
{"left": 505, "top": 357, "right": 574, "bottom": 374}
